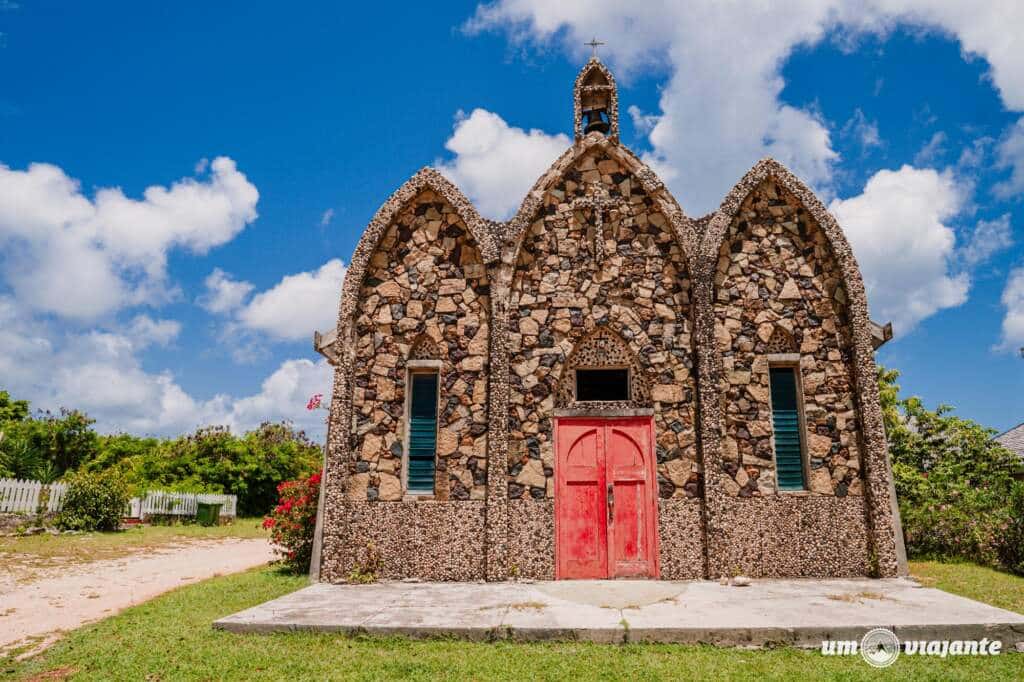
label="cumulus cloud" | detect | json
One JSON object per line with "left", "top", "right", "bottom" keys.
{"left": 465, "top": 0, "right": 1024, "bottom": 337}
{"left": 0, "top": 157, "right": 258, "bottom": 320}
{"left": 236, "top": 259, "right": 346, "bottom": 341}
{"left": 436, "top": 108, "right": 569, "bottom": 219}
{"left": 829, "top": 165, "right": 970, "bottom": 333}
{"left": 125, "top": 315, "right": 181, "bottom": 349}
{"left": 0, "top": 297, "right": 332, "bottom": 437}
{"left": 998, "top": 267, "right": 1024, "bottom": 352}
{"left": 198, "top": 268, "right": 255, "bottom": 314}
{"left": 465, "top": 0, "right": 1024, "bottom": 214}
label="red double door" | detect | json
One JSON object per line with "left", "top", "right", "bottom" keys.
{"left": 555, "top": 417, "right": 659, "bottom": 579}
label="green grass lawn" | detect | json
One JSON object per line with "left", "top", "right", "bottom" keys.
{"left": 0, "top": 518, "right": 268, "bottom": 581}
{"left": 909, "top": 560, "right": 1024, "bottom": 614}
{"left": 5, "top": 563, "right": 1023, "bottom": 681}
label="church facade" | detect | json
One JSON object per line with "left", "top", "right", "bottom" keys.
{"left": 310, "top": 58, "right": 907, "bottom": 582}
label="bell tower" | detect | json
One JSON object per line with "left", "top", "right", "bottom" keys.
{"left": 573, "top": 50, "right": 618, "bottom": 143}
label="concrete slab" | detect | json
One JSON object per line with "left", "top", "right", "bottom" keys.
{"left": 214, "top": 577, "right": 1024, "bottom": 648}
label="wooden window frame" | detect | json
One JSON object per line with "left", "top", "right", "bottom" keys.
{"left": 403, "top": 360, "right": 442, "bottom": 499}
{"left": 766, "top": 354, "right": 811, "bottom": 494}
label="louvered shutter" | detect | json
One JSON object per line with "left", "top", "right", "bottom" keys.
{"left": 407, "top": 373, "right": 438, "bottom": 493}
{"left": 769, "top": 367, "right": 806, "bottom": 490}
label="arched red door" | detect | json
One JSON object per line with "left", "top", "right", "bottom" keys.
{"left": 555, "top": 417, "right": 658, "bottom": 579}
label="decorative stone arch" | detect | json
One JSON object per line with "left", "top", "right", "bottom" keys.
{"left": 554, "top": 325, "right": 652, "bottom": 407}
{"left": 408, "top": 334, "right": 442, "bottom": 361}
{"left": 691, "top": 157, "right": 905, "bottom": 578}
{"left": 766, "top": 327, "right": 797, "bottom": 354}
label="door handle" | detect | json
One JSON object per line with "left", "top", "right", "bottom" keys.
{"left": 607, "top": 483, "right": 613, "bottom": 524}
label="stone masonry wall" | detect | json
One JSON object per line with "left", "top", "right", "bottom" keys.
{"left": 507, "top": 150, "right": 698, "bottom": 501}
{"left": 713, "top": 179, "right": 864, "bottom": 498}
{"left": 349, "top": 190, "right": 489, "bottom": 501}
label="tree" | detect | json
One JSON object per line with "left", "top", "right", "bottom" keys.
{"left": 880, "top": 367, "right": 1022, "bottom": 571}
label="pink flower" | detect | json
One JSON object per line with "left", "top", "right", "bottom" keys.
{"left": 306, "top": 393, "right": 323, "bottom": 411}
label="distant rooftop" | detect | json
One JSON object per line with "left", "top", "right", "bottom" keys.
{"left": 995, "top": 422, "right": 1024, "bottom": 461}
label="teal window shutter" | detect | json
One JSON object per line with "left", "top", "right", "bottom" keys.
{"left": 769, "top": 367, "right": 806, "bottom": 490}
{"left": 407, "top": 373, "right": 438, "bottom": 493}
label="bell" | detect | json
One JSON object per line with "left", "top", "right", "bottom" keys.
{"left": 583, "top": 107, "right": 610, "bottom": 135}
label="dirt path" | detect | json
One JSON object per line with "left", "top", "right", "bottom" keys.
{"left": 0, "top": 538, "right": 275, "bottom": 657}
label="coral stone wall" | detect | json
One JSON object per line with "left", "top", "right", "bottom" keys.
{"left": 320, "top": 500, "right": 486, "bottom": 582}
{"left": 713, "top": 179, "right": 865, "bottom": 498}
{"left": 507, "top": 150, "right": 698, "bottom": 501}
{"left": 349, "top": 190, "right": 490, "bottom": 502}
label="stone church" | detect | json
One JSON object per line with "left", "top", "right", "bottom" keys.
{"left": 309, "top": 58, "right": 907, "bottom": 582}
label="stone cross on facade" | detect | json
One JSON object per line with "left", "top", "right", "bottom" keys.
{"left": 571, "top": 182, "right": 620, "bottom": 264}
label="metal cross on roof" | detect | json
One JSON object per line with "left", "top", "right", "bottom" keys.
{"left": 585, "top": 37, "right": 605, "bottom": 58}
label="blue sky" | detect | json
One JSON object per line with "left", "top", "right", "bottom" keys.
{"left": 0, "top": 1, "right": 1022, "bottom": 440}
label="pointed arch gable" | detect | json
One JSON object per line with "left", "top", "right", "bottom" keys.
{"left": 331, "top": 168, "right": 497, "bottom": 350}
{"left": 699, "top": 158, "right": 868, "bottom": 319}
{"left": 502, "top": 136, "right": 698, "bottom": 271}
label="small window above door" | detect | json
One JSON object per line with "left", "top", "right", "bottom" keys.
{"left": 575, "top": 368, "right": 630, "bottom": 402}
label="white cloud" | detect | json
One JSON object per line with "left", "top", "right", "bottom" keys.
{"left": 959, "top": 214, "right": 1013, "bottom": 268}
{"left": 220, "top": 358, "right": 332, "bottom": 436}
{"left": 237, "top": 259, "right": 346, "bottom": 341}
{"left": 998, "top": 267, "right": 1024, "bottom": 352}
{"left": 125, "top": 314, "right": 181, "bottom": 349}
{"left": 829, "top": 165, "right": 970, "bottom": 333}
{"left": 914, "top": 131, "right": 947, "bottom": 166}
{"left": 0, "top": 297, "right": 332, "bottom": 437}
{"left": 994, "top": 118, "right": 1024, "bottom": 199}
{"left": 0, "top": 157, "right": 258, "bottom": 320}
{"left": 466, "top": 1, "right": 1024, "bottom": 214}
{"left": 436, "top": 108, "right": 569, "bottom": 219}
{"left": 841, "top": 108, "right": 883, "bottom": 151}
{"left": 320, "top": 208, "right": 335, "bottom": 227}
{"left": 627, "top": 105, "right": 659, "bottom": 136}
{"left": 198, "top": 268, "right": 254, "bottom": 314}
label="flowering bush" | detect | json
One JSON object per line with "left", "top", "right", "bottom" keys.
{"left": 263, "top": 470, "right": 321, "bottom": 573}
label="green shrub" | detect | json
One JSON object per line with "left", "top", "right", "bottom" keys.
{"left": 997, "top": 483, "right": 1024, "bottom": 575}
{"left": 118, "top": 423, "right": 321, "bottom": 516}
{"left": 58, "top": 470, "right": 131, "bottom": 531}
{"left": 880, "top": 367, "right": 1023, "bottom": 574}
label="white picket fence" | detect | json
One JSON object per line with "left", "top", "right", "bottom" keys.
{"left": 0, "top": 477, "right": 235, "bottom": 519}
{"left": 136, "top": 491, "right": 237, "bottom": 519}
